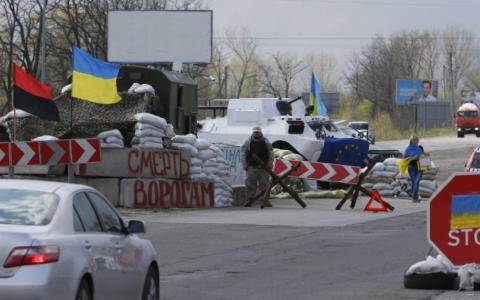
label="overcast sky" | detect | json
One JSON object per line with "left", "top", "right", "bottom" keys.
{"left": 209, "top": 0, "right": 480, "bottom": 66}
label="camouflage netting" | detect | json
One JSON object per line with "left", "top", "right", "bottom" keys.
{"left": 5, "top": 92, "right": 158, "bottom": 144}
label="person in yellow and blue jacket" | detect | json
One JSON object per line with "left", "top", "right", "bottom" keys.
{"left": 403, "top": 135, "right": 424, "bottom": 202}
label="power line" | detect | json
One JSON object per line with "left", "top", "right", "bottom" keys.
{"left": 281, "top": 0, "right": 480, "bottom": 7}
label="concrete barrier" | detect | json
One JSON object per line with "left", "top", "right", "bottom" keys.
{"left": 76, "top": 148, "right": 191, "bottom": 179}
{"left": 0, "top": 165, "right": 66, "bottom": 176}
{"left": 121, "top": 178, "right": 215, "bottom": 208}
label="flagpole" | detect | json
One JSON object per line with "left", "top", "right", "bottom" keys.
{"left": 9, "top": 77, "right": 15, "bottom": 178}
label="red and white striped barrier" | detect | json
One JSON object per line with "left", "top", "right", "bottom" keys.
{"left": 273, "top": 159, "right": 361, "bottom": 184}
{"left": 0, "top": 138, "right": 101, "bottom": 167}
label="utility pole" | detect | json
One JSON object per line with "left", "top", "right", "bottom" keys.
{"left": 39, "top": 0, "right": 48, "bottom": 83}
{"left": 224, "top": 65, "right": 228, "bottom": 98}
{"left": 449, "top": 52, "right": 455, "bottom": 122}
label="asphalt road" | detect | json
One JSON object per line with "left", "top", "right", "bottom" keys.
{"left": 123, "top": 135, "right": 480, "bottom": 300}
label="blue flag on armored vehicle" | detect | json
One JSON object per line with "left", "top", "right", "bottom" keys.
{"left": 310, "top": 72, "right": 327, "bottom": 116}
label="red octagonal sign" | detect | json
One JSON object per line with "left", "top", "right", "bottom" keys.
{"left": 429, "top": 172, "right": 480, "bottom": 267}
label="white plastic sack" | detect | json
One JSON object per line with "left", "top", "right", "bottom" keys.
{"left": 420, "top": 180, "right": 437, "bottom": 191}
{"left": 105, "top": 136, "right": 124, "bottom": 146}
{"left": 32, "top": 135, "right": 58, "bottom": 141}
{"left": 283, "top": 153, "right": 304, "bottom": 161}
{"left": 134, "top": 113, "right": 168, "bottom": 129}
{"left": 61, "top": 83, "right": 72, "bottom": 94}
{"left": 97, "top": 129, "right": 123, "bottom": 140}
{"left": 172, "top": 134, "right": 197, "bottom": 145}
{"left": 372, "top": 162, "right": 386, "bottom": 172}
{"left": 372, "top": 183, "right": 393, "bottom": 190}
{"left": 406, "top": 256, "right": 449, "bottom": 275}
{"left": 458, "top": 264, "right": 480, "bottom": 290}
{"left": 194, "top": 139, "right": 211, "bottom": 150}
{"left": 191, "top": 158, "right": 202, "bottom": 166}
{"left": 134, "top": 137, "right": 164, "bottom": 145}
{"left": 379, "top": 190, "right": 395, "bottom": 197}
{"left": 190, "top": 166, "right": 202, "bottom": 174}
{"left": 128, "top": 82, "right": 141, "bottom": 93}
{"left": 383, "top": 157, "right": 398, "bottom": 166}
{"left": 135, "top": 122, "right": 163, "bottom": 131}
{"left": 385, "top": 165, "right": 399, "bottom": 173}
{"left": 198, "top": 149, "right": 217, "bottom": 161}
{"left": 172, "top": 142, "right": 199, "bottom": 157}
{"left": 371, "top": 171, "right": 397, "bottom": 178}
{"left": 135, "top": 128, "right": 165, "bottom": 138}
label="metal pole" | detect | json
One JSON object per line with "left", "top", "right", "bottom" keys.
{"left": 39, "top": 0, "right": 47, "bottom": 83}
{"left": 224, "top": 65, "right": 228, "bottom": 98}
{"left": 449, "top": 52, "right": 455, "bottom": 118}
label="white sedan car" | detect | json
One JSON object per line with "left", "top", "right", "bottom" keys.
{"left": 0, "top": 180, "right": 159, "bottom": 300}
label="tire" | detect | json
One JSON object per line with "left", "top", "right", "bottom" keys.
{"left": 457, "top": 131, "right": 464, "bottom": 138}
{"left": 476, "top": 131, "right": 480, "bottom": 138}
{"left": 75, "top": 279, "right": 92, "bottom": 300}
{"left": 142, "top": 266, "right": 159, "bottom": 300}
{"left": 404, "top": 272, "right": 456, "bottom": 290}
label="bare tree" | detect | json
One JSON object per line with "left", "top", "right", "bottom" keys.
{"left": 259, "top": 52, "right": 306, "bottom": 98}
{"left": 223, "top": 28, "right": 258, "bottom": 98}
{"left": 300, "top": 51, "right": 339, "bottom": 92}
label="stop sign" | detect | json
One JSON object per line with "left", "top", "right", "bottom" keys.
{"left": 429, "top": 172, "right": 480, "bottom": 267}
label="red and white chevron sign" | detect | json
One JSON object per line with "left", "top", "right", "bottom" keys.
{"left": 273, "top": 159, "right": 361, "bottom": 184}
{"left": 11, "top": 141, "right": 40, "bottom": 166}
{"left": 40, "top": 140, "right": 71, "bottom": 165}
{"left": 0, "top": 138, "right": 101, "bottom": 166}
{"left": 70, "top": 138, "right": 101, "bottom": 164}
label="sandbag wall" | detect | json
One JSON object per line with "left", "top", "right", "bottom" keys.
{"left": 362, "top": 157, "right": 439, "bottom": 198}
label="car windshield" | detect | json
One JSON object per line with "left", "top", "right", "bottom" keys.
{"left": 349, "top": 123, "right": 368, "bottom": 130}
{"left": 0, "top": 189, "right": 59, "bottom": 226}
{"left": 458, "top": 111, "right": 478, "bottom": 117}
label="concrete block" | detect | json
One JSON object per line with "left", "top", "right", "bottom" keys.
{"left": 0, "top": 165, "right": 66, "bottom": 176}
{"left": 76, "top": 177, "right": 120, "bottom": 207}
{"left": 121, "top": 178, "right": 214, "bottom": 209}
{"left": 76, "top": 148, "right": 190, "bottom": 179}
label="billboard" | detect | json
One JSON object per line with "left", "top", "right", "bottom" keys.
{"left": 395, "top": 79, "right": 438, "bottom": 105}
{"left": 108, "top": 10, "right": 213, "bottom": 64}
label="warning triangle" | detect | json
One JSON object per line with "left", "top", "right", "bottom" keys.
{"left": 364, "top": 190, "right": 389, "bottom": 212}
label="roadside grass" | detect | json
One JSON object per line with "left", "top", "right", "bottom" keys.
{"left": 376, "top": 126, "right": 455, "bottom": 141}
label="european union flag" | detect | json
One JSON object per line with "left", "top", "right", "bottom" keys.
{"left": 318, "top": 137, "right": 369, "bottom": 167}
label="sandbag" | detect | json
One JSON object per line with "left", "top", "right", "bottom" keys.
{"left": 97, "top": 129, "right": 123, "bottom": 140}
{"left": 136, "top": 137, "right": 164, "bottom": 145}
{"left": 172, "top": 134, "right": 197, "bottom": 145}
{"left": 101, "top": 142, "right": 123, "bottom": 148}
{"left": 172, "top": 143, "right": 199, "bottom": 157}
{"left": 191, "top": 158, "right": 202, "bottom": 166}
{"left": 194, "top": 139, "right": 211, "bottom": 150}
{"left": 191, "top": 166, "right": 202, "bottom": 174}
{"left": 362, "top": 183, "right": 374, "bottom": 189}
{"left": 383, "top": 157, "right": 398, "bottom": 166}
{"left": 371, "top": 171, "right": 397, "bottom": 178}
{"left": 379, "top": 190, "right": 395, "bottom": 197}
{"left": 275, "top": 149, "right": 293, "bottom": 158}
{"left": 373, "top": 182, "right": 393, "bottom": 190}
{"left": 385, "top": 165, "right": 399, "bottom": 173}
{"left": 420, "top": 180, "right": 437, "bottom": 191}
{"left": 134, "top": 142, "right": 163, "bottom": 149}
{"left": 32, "top": 135, "right": 58, "bottom": 141}
{"left": 134, "top": 113, "right": 167, "bottom": 129}
{"left": 372, "top": 162, "right": 386, "bottom": 172}
{"left": 135, "top": 122, "right": 163, "bottom": 131}
{"left": 198, "top": 149, "right": 217, "bottom": 161}
{"left": 135, "top": 128, "right": 165, "bottom": 138}
{"left": 105, "top": 136, "right": 124, "bottom": 146}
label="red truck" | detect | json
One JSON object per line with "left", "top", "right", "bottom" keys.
{"left": 456, "top": 103, "right": 480, "bottom": 138}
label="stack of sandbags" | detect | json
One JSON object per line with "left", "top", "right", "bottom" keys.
{"left": 131, "top": 113, "right": 167, "bottom": 149}
{"left": 362, "top": 157, "right": 439, "bottom": 198}
{"left": 97, "top": 129, "right": 124, "bottom": 148}
{"left": 172, "top": 135, "right": 233, "bottom": 207}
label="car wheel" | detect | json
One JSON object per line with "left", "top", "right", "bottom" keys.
{"left": 476, "top": 131, "right": 480, "bottom": 138}
{"left": 142, "top": 266, "right": 159, "bottom": 300}
{"left": 75, "top": 279, "right": 92, "bottom": 300}
{"left": 457, "top": 131, "right": 464, "bottom": 138}
{"left": 404, "top": 272, "right": 456, "bottom": 290}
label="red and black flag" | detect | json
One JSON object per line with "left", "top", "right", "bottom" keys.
{"left": 13, "top": 64, "right": 60, "bottom": 121}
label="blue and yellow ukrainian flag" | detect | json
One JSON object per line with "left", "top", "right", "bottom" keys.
{"left": 72, "top": 47, "right": 121, "bottom": 104}
{"left": 450, "top": 195, "right": 480, "bottom": 230}
{"left": 310, "top": 72, "right": 327, "bottom": 116}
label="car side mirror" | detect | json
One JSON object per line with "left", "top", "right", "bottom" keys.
{"left": 128, "top": 220, "right": 146, "bottom": 234}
